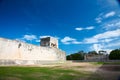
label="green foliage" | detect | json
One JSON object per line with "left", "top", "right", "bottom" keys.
{"left": 109, "top": 49, "right": 120, "bottom": 60}
{"left": 66, "top": 51, "right": 85, "bottom": 60}
{"left": 88, "top": 51, "right": 98, "bottom": 55}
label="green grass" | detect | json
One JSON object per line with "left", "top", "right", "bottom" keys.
{"left": 0, "top": 66, "right": 105, "bottom": 80}
{"left": 0, "top": 66, "right": 92, "bottom": 80}
{"left": 2, "top": 63, "right": 117, "bottom": 80}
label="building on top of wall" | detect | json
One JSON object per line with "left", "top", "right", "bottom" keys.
{"left": 40, "top": 37, "right": 58, "bottom": 48}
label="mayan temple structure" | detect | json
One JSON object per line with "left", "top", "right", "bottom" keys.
{"left": 0, "top": 37, "right": 66, "bottom": 65}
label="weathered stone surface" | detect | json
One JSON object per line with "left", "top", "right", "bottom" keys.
{"left": 0, "top": 37, "right": 66, "bottom": 65}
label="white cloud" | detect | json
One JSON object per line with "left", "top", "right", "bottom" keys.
{"left": 90, "top": 43, "right": 113, "bottom": 54}
{"left": 15, "top": 38, "right": 26, "bottom": 42}
{"left": 104, "top": 11, "right": 116, "bottom": 18}
{"left": 94, "top": 29, "right": 120, "bottom": 39}
{"left": 14, "top": 34, "right": 38, "bottom": 43}
{"left": 95, "top": 13, "right": 104, "bottom": 23}
{"left": 35, "top": 39, "right": 40, "bottom": 42}
{"left": 84, "top": 29, "right": 120, "bottom": 44}
{"left": 61, "top": 36, "right": 81, "bottom": 45}
{"left": 23, "top": 34, "right": 37, "bottom": 41}
{"left": 61, "top": 37, "right": 76, "bottom": 42}
{"left": 100, "top": 38, "right": 114, "bottom": 43}
{"left": 90, "top": 44, "right": 104, "bottom": 52}
{"left": 90, "top": 39, "right": 120, "bottom": 54}
{"left": 75, "top": 26, "right": 94, "bottom": 31}
{"left": 40, "top": 35, "right": 59, "bottom": 39}
{"left": 85, "top": 29, "right": 120, "bottom": 53}
{"left": 85, "top": 26, "right": 94, "bottom": 30}
{"left": 72, "top": 41, "right": 82, "bottom": 44}
{"left": 95, "top": 11, "right": 116, "bottom": 23}
{"left": 95, "top": 17, "right": 102, "bottom": 23}
{"left": 107, "top": 43, "right": 120, "bottom": 48}
{"left": 105, "top": 49, "right": 112, "bottom": 54}
{"left": 75, "top": 27, "right": 83, "bottom": 31}
{"left": 64, "top": 29, "right": 120, "bottom": 45}
{"left": 40, "top": 35, "right": 52, "bottom": 38}
{"left": 84, "top": 38, "right": 98, "bottom": 44}
{"left": 15, "top": 35, "right": 59, "bottom": 43}
{"left": 102, "top": 19, "right": 120, "bottom": 30}
{"left": 105, "top": 40, "right": 120, "bottom": 48}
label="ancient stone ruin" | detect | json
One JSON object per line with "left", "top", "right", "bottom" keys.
{"left": 0, "top": 37, "right": 66, "bottom": 65}
{"left": 40, "top": 37, "right": 58, "bottom": 48}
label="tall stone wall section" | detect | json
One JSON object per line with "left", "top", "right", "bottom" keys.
{"left": 0, "top": 38, "right": 66, "bottom": 65}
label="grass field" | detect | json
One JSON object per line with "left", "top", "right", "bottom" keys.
{"left": 0, "top": 66, "right": 92, "bottom": 80}
{"left": 0, "top": 62, "right": 120, "bottom": 80}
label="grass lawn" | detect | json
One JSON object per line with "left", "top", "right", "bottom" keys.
{"left": 0, "top": 66, "right": 103, "bottom": 80}
{"left": 0, "top": 62, "right": 120, "bottom": 80}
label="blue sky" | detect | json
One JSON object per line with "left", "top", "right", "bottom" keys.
{"left": 0, "top": 0, "right": 120, "bottom": 54}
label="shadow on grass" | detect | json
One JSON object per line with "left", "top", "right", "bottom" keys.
{"left": 73, "top": 61, "right": 120, "bottom": 80}
{"left": 97, "top": 62, "right": 120, "bottom": 80}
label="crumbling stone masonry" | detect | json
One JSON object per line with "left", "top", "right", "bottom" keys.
{"left": 0, "top": 37, "right": 66, "bottom": 65}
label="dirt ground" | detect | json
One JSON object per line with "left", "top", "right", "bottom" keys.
{"left": 49, "top": 62, "right": 120, "bottom": 80}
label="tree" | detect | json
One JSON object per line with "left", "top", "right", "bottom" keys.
{"left": 109, "top": 49, "right": 120, "bottom": 60}
{"left": 88, "top": 51, "right": 98, "bottom": 55}
{"left": 66, "top": 55, "right": 72, "bottom": 60}
{"left": 66, "top": 50, "right": 86, "bottom": 60}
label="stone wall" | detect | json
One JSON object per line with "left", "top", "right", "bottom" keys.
{"left": 84, "top": 54, "right": 108, "bottom": 61}
{"left": 0, "top": 38, "right": 66, "bottom": 65}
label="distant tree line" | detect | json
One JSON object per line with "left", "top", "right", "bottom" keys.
{"left": 66, "top": 48, "right": 120, "bottom": 60}
{"left": 66, "top": 51, "right": 85, "bottom": 60}
{"left": 66, "top": 50, "right": 105, "bottom": 60}
{"left": 109, "top": 49, "right": 120, "bottom": 60}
